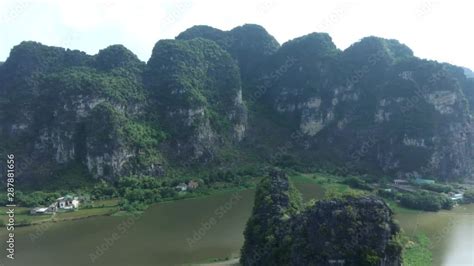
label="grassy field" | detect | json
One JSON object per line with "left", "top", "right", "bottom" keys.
{"left": 403, "top": 233, "right": 433, "bottom": 266}
{"left": 290, "top": 172, "right": 424, "bottom": 215}
{"left": 53, "top": 206, "right": 118, "bottom": 220}
{"left": 383, "top": 198, "right": 422, "bottom": 214}
{"left": 290, "top": 172, "right": 368, "bottom": 198}
{"left": 0, "top": 198, "right": 120, "bottom": 226}
{"left": 0, "top": 207, "right": 52, "bottom": 225}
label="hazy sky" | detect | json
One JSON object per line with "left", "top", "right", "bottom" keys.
{"left": 1, "top": 0, "right": 473, "bottom": 69}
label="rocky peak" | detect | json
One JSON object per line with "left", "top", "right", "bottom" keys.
{"left": 1, "top": 41, "right": 91, "bottom": 77}
{"left": 279, "top": 32, "right": 339, "bottom": 59}
{"left": 177, "top": 24, "right": 280, "bottom": 89}
{"left": 342, "top": 36, "right": 413, "bottom": 66}
{"left": 2, "top": 25, "right": 474, "bottom": 186}
{"left": 241, "top": 171, "right": 402, "bottom": 266}
{"left": 146, "top": 38, "right": 247, "bottom": 163}
{"left": 291, "top": 196, "right": 401, "bottom": 265}
{"left": 94, "top": 44, "right": 144, "bottom": 71}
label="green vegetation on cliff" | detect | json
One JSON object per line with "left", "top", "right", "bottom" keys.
{"left": 241, "top": 170, "right": 402, "bottom": 266}
{"left": 1, "top": 24, "right": 473, "bottom": 190}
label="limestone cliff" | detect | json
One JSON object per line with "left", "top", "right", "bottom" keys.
{"left": 248, "top": 35, "right": 474, "bottom": 180}
{"left": 1, "top": 25, "right": 473, "bottom": 186}
{"left": 145, "top": 38, "right": 247, "bottom": 164}
{"left": 241, "top": 170, "right": 402, "bottom": 266}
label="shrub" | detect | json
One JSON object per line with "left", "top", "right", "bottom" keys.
{"left": 92, "top": 180, "right": 117, "bottom": 199}
{"left": 343, "top": 176, "right": 373, "bottom": 191}
{"left": 400, "top": 192, "right": 452, "bottom": 211}
{"left": 463, "top": 189, "right": 474, "bottom": 204}
{"left": 420, "top": 183, "right": 452, "bottom": 193}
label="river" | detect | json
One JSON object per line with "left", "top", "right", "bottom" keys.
{"left": 0, "top": 182, "right": 472, "bottom": 266}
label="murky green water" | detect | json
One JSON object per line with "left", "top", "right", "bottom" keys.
{"left": 396, "top": 204, "right": 474, "bottom": 265}
{"left": 0, "top": 183, "right": 471, "bottom": 266}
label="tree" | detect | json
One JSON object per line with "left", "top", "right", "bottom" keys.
{"left": 463, "top": 189, "right": 474, "bottom": 204}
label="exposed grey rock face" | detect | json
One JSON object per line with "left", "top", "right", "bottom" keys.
{"left": 255, "top": 34, "right": 474, "bottom": 180}
{"left": 1, "top": 26, "right": 474, "bottom": 185}
{"left": 0, "top": 42, "right": 157, "bottom": 181}
{"left": 145, "top": 38, "right": 248, "bottom": 164}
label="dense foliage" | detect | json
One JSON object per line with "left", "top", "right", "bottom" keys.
{"left": 241, "top": 170, "right": 402, "bottom": 266}
{"left": 399, "top": 191, "right": 453, "bottom": 211}
{"left": 1, "top": 24, "right": 473, "bottom": 190}
{"left": 112, "top": 176, "right": 176, "bottom": 211}
{"left": 0, "top": 191, "right": 61, "bottom": 207}
{"left": 463, "top": 189, "right": 474, "bottom": 204}
{"left": 418, "top": 183, "right": 453, "bottom": 193}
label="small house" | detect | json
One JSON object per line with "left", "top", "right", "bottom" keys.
{"left": 394, "top": 179, "right": 408, "bottom": 185}
{"left": 449, "top": 193, "right": 464, "bottom": 201}
{"left": 47, "top": 203, "right": 58, "bottom": 213}
{"left": 30, "top": 207, "right": 48, "bottom": 215}
{"left": 187, "top": 180, "right": 199, "bottom": 190}
{"left": 175, "top": 183, "right": 187, "bottom": 192}
{"left": 57, "top": 195, "right": 80, "bottom": 210}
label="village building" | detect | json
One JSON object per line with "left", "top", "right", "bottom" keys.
{"left": 393, "top": 179, "right": 408, "bottom": 185}
{"left": 187, "top": 180, "right": 199, "bottom": 190}
{"left": 449, "top": 192, "right": 464, "bottom": 201}
{"left": 175, "top": 183, "right": 188, "bottom": 192}
{"left": 30, "top": 207, "right": 49, "bottom": 215}
{"left": 30, "top": 195, "right": 79, "bottom": 215}
{"left": 56, "top": 195, "right": 80, "bottom": 210}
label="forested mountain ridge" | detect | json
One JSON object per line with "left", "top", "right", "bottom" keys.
{"left": 1, "top": 24, "right": 473, "bottom": 188}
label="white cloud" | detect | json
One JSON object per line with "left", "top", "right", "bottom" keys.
{"left": 0, "top": 0, "right": 473, "bottom": 69}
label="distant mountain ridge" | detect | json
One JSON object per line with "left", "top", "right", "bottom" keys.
{"left": 1, "top": 24, "right": 473, "bottom": 187}
{"left": 463, "top": 67, "right": 474, "bottom": 78}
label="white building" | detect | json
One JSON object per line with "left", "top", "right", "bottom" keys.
{"left": 30, "top": 195, "right": 79, "bottom": 215}
{"left": 30, "top": 207, "right": 48, "bottom": 215}
{"left": 56, "top": 195, "right": 80, "bottom": 210}
{"left": 175, "top": 183, "right": 187, "bottom": 192}
{"left": 450, "top": 193, "right": 464, "bottom": 201}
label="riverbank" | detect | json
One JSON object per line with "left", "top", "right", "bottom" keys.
{"left": 0, "top": 184, "right": 257, "bottom": 226}
{"left": 2, "top": 180, "right": 471, "bottom": 266}
{"left": 1, "top": 170, "right": 469, "bottom": 266}
{"left": 190, "top": 172, "right": 441, "bottom": 266}
{"left": 0, "top": 198, "right": 119, "bottom": 227}
{"left": 191, "top": 257, "right": 240, "bottom": 266}
{"left": 1, "top": 171, "right": 462, "bottom": 229}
